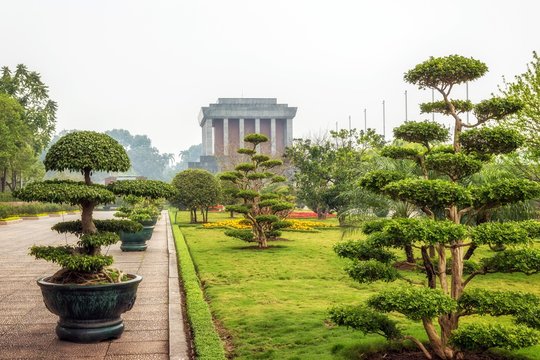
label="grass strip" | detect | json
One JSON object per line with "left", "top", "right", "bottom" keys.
{"left": 169, "top": 211, "right": 226, "bottom": 360}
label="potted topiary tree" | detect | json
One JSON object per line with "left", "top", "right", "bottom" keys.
{"left": 14, "top": 131, "right": 174, "bottom": 343}
{"left": 112, "top": 190, "right": 172, "bottom": 251}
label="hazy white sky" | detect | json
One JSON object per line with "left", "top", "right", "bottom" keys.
{"left": 2, "top": 1, "right": 538, "bottom": 158}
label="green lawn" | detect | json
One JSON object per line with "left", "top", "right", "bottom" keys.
{"left": 173, "top": 210, "right": 540, "bottom": 360}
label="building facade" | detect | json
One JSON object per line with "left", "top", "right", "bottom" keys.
{"left": 189, "top": 98, "right": 297, "bottom": 172}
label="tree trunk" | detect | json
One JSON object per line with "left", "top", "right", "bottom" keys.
{"left": 229, "top": 210, "right": 234, "bottom": 218}
{"left": 429, "top": 245, "right": 436, "bottom": 258}
{"left": 421, "top": 246, "right": 437, "bottom": 289}
{"left": 463, "top": 244, "right": 477, "bottom": 260}
{"left": 404, "top": 245, "right": 415, "bottom": 263}
{"left": 317, "top": 208, "right": 327, "bottom": 220}
{"left": 422, "top": 318, "right": 454, "bottom": 359}
{"left": 81, "top": 201, "right": 98, "bottom": 254}
{"left": 0, "top": 168, "right": 6, "bottom": 192}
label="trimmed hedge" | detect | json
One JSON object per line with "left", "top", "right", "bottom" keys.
{"left": 169, "top": 211, "right": 226, "bottom": 360}
{"left": 0, "top": 202, "right": 78, "bottom": 219}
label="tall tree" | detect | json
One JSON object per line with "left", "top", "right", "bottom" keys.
{"left": 171, "top": 169, "right": 221, "bottom": 223}
{"left": 285, "top": 128, "right": 384, "bottom": 223}
{"left": 0, "top": 65, "right": 57, "bottom": 191}
{"left": 500, "top": 51, "right": 540, "bottom": 150}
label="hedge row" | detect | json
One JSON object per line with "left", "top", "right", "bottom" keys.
{"left": 0, "top": 203, "right": 78, "bottom": 219}
{"left": 0, "top": 192, "right": 17, "bottom": 202}
{"left": 169, "top": 211, "right": 226, "bottom": 360}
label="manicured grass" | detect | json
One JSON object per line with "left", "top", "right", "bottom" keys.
{"left": 173, "top": 210, "right": 540, "bottom": 359}
{"left": 169, "top": 211, "right": 226, "bottom": 360}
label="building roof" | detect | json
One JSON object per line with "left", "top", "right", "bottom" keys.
{"left": 199, "top": 98, "right": 297, "bottom": 126}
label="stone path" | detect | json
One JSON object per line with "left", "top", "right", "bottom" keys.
{"left": 0, "top": 211, "right": 189, "bottom": 359}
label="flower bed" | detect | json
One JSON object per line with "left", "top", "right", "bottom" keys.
{"left": 288, "top": 210, "right": 336, "bottom": 219}
{"left": 202, "top": 218, "right": 335, "bottom": 231}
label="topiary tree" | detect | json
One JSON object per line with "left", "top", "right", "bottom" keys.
{"left": 170, "top": 168, "right": 221, "bottom": 223}
{"left": 330, "top": 55, "right": 540, "bottom": 359}
{"left": 219, "top": 133, "right": 295, "bottom": 248}
{"left": 14, "top": 131, "right": 175, "bottom": 283}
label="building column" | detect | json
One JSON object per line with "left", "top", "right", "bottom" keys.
{"left": 286, "top": 118, "right": 293, "bottom": 147}
{"left": 254, "top": 118, "right": 261, "bottom": 151}
{"left": 201, "top": 122, "right": 207, "bottom": 155}
{"left": 270, "top": 118, "right": 276, "bottom": 155}
{"left": 239, "top": 118, "right": 244, "bottom": 148}
{"left": 205, "top": 119, "right": 213, "bottom": 155}
{"left": 223, "top": 118, "right": 229, "bottom": 155}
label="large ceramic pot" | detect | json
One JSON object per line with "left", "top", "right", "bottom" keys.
{"left": 37, "top": 275, "right": 142, "bottom": 343}
{"left": 119, "top": 229, "right": 151, "bottom": 251}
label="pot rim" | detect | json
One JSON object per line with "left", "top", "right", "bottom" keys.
{"left": 37, "top": 274, "right": 143, "bottom": 289}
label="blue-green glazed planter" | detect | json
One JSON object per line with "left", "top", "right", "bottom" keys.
{"left": 119, "top": 226, "right": 153, "bottom": 251}
{"left": 37, "top": 275, "right": 142, "bottom": 343}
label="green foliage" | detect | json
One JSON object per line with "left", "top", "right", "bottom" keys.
{"left": 171, "top": 169, "right": 221, "bottom": 222}
{"left": 393, "top": 120, "right": 449, "bottom": 147}
{"left": 368, "top": 286, "right": 457, "bottom": 321}
{"left": 458, "top": 288, "right": 540, "bottom": 317}
{"left": 44, "top": 131, "right": 130, "bottom": 173}
{"left": 243, "top": 133, "right": 269, "bottom": 145}
{"left": 515, "top": 307, "right": 540, "bottom": 329}
{"left": 224, "top": 229, "right": 254, "bottom": 242}
{"left": 237, "top": 190, "right": 259, "bottom": 200}
{"left": 285, "top": 128, "right": 385, "bottom": 223}
{"left": 14, "top": 180, "right": 115, "bottom": 205}
{"left": 224, "top": 205, "right": 249, "bottom": 214}
{"left": 29, "top": 245, "right": 113, "bottom": 273}
{"left": 170, "top": 219, "right": 226, "bottom": 359}
{"left": 0, "top": 202, "right": 76, "bottom": 218}
{"left": 359, "top": 170, "right": 407, "bottom": 193}
{"left": 472, "top": 178, "right": 540, "bottom": 209}
{"left": 420, "top": 99, "right": 473, "bottom": 115}
{"left": 255, "top": 215, "right": 279, "bottom": 223}
{"left": 500, "top": 51, "right": 540, "bottom": 150}
{"left": 425, "top": 152, "right": 482, "bottom": 180}
{"left": 328, "top": 305, "right": 401, "bottom": 340}
{"left": 404, "top": 55, "right": 488, "bottom": 89}
{"left": 270, "top": 201, "right": 294, "bottom": 212}
{"left": 333, "top": 240, "right": 396, "bottom": 264}
{"left": 383, "top": 179, "right": 471, "bottom": 209}
{"left": 235, "top": 163, "right": 256, "bottom": 172}
{"left": 361, "top": 219, "right": 391, "bottom": 234}
{"left": 237, "top": 148, "right": 256, "bottom": 155}
{"left": 52, "top": 219, "right": 143, "bottom": 235}
{"left": 371, "top": 218, "right": 467, "bottom": 247}
{"left": 471, "top": 222, "right": 530, "bottom": 246}
{"left": 481, "top": 248, "right": 540, "bottom": 275}
{"left": 345, "top": 260, "right": 400, "bottom": 283}
{"left": 450, "top": 324, "right": 539, "bottom": 351}
{"left": 78, "top": 232, "right": 119, "bottom": 247}
{"left": 109, "top": 179, "right": 176, "bottom": 199}
{"left": 260, "top": 159, "right": 283, "bottom": 168}
{"left": 474, "top": 97, "right": 523, "bottom": 122}
{"left": 461, "top": 126, "right": 524, "bottom": 157}
{"left": 380, "top": 146, "right": 420, "bottom": 160}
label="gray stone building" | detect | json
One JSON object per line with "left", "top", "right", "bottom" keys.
{"left": 189, "top": 98, "right": 297, "bottom": 173}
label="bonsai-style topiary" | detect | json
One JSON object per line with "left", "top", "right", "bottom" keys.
{"left": 219, "top": 133, "right": 294, "bottom": 248}
{"left": 14, "top": 131, "right": 175, "bottom": 342}
{"left": 330, "top": 56, "right": 540, "bottom": 359}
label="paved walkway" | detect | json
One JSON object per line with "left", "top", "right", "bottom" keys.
{"left": 0, "top": 211, "right": 189, "bottom": 359}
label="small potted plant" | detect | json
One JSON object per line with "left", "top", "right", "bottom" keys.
{"left": 113, "top": 193, "right": 166, "bottom": 251}
{"left": 14, "top": 131, "right": 174, "bottom": 343}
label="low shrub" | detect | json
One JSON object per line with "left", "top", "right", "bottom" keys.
{"left": 0, "top": 202, "right": 78, "bottom": 219}
{"left": 170, "top": 212, "right": 226, "bottom": 360}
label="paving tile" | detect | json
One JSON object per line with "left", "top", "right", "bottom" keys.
{"left": 0, "top": 211, "right": 189, "bottom": 359}
{"left": 107, "top": 340, "right": 168, "bottom": 355}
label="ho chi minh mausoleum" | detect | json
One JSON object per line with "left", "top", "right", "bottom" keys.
{"left": 189, "top": 98, "right": 297, "bottom": 172}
